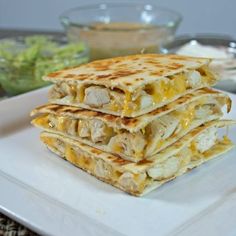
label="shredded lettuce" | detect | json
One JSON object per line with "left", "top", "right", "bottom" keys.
{"left": 0, "top": 35, "right": 88, "bottom": 95}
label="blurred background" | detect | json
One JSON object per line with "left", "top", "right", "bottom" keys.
{"left": 1, "top": 0, "right": 236, "bottom": 97}
{"left": 0, "top": 0, "right": 235, "bottom": 37}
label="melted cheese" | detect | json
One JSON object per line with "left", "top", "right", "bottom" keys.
{"left": 57, "top": 66, "right": 216, "bottom": 118}
{"left": 65, "top": 144, "right": 77, "bottom": 163}
{"left": 123, "top": 90, "right": 132, "bottom": 116}
{"left": 113, "top": 143, "right": 124, "bottom": 153}
{"left": 180, "top": 105, "right": 195, "bottom": 129}
{"left": 33, "top": 115, "right": 49, "bottom": 127}
{"left": 144, "top": 82, "right": 162, "bottom": 103}
{"left": 77, "top": 84, "right": 86, "bottom": 102}
{"left": 110, "top": 100, "right": 122, "bottom": 112}
{"left": 134, "top": 150, "right": 144, "bottom": 158}
{"left": 122, "top": 74, "right": 189, "bottom": 115}
{"left": 57, "top": 116, "right": 67, "bottom": 131}
{"left": 202, "top": 136, "right": 232, "bottom": 159}
{"left": 144, "top": 73, "right": 187, "bottom": 108}
{"left": 156, "top": 140, "right": 164, "bottom": 150}
{"left": 190, "top": 142, "right": 198, "bottom": 154}
{"left": 41, "top": 136, "right": 56, "bottom": 147}
{"left": 70, "top": 85, "right": 77, "bottom": 99}
{"left": 174, "top": 73, "right": 187, "bottom": 94}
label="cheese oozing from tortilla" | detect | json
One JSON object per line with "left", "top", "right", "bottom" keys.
{"left": 48, "top": 66, "right": 217, "bottom": 117}
{"left": 33, "top": 95, "right": 225, "bottom": 162}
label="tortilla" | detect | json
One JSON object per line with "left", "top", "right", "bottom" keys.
{"left": 44, "top": 54, "right": 218, "bottom": 117}
{"left": 32, "top": 88, "right": 230, "bottom": 162}
{"left": 40, "top": 119, "right": 235, "bottom": 196}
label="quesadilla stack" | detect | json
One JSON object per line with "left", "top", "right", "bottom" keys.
{"left": 31, "top": 54, "right": 235, "bottom": 196}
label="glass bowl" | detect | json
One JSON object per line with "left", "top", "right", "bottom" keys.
{"left": 0, "top": 35, "right": 89, "bottom": 96}
{"left": 60, "top": 3, "right": 182, "bottom": 60}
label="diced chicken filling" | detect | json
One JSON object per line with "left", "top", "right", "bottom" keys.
{"left": 44, "top": 97, "right": 222, "bottom": 160}
{"left": 155, "top": 115, "right": 180, "bottom": 140}
{"left": 147, "top": 157, "right": 180, "bottom": 180}
{"left": 108, "top": 132, "right": 147, "bottom": 157}
{"left": 78, "top": 120, "right": 90, "bottom": 138}
{"left": 179, "top": 147, "right": 192, "bottom": 167}
{"left": 147, "top": 127, "right": 218, "bottom": 180}
{"left": 49, "top": 82, "right": 75, "bottom": 100}
{"left": 145, "top": 101, "right": 222, "bottom": 156}
{"left": 48, "top": 67, "right": 215, "bottom": 116}
{"left": 194, "top": 127, "right": 218, "bottom": 153}
{"left": 195, "top": 104, "right": 221, "bottom": 119}
{"left": 145, "top": 114, "right": 180, "bottom": 155}
{"left": 90, "top": 119, "right": 113, "bottom": 143}
{"left": 94, "top": 159, "right": 112, "bottom": 179}
{"left": 84, "top": 86, "right": 110, "bottom": 108}
{"left": 48, "top": 115, "right": 113, "bottom": 144}
{"left": 139, "top": 91, "right": 153, "bottom": 110}
{"left": 187, "top": 70, "right": 202, "bottom": 88}
{"left": 118, "top": 172, "right": 146, "bottom": 192}
{"left": 78, "top": 119, "right": 114, "bottom": 143}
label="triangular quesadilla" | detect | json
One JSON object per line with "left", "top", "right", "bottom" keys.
{"left": 44, "top": 54, "right": 218, "bottom": 117}
{"left": 40, "top": 120, "right": 235, "bottom": 196}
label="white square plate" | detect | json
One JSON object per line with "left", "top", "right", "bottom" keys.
{"left": 0, "top": 87, "right": 236, "bottom": 236}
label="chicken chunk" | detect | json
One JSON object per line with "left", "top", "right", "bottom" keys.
{"left": 90, "top": 119, "right": 113, "bottom": 143}
{"left": 187, "top": 70, "right": 201, "bottom": 88}
{"left": 108, "top": 132, "right": 147, "bottom": 157}
{"left": 146, "top": 114, "right": 179, "bottom": 155}
{"left": 147, "top": 156, "right": 180, "bottom": 180}
{"left": 94, "top": 159, "right": 112, "bottom": 179}
{"left": 67, "top": 119, "right": 78, "bottom": 136}
{"left": 78, "top": 120, "right": 90, "bottom": 138}
{"left": 158, "top": 115, "right": 180, "bottom": 139}
{"left": 194, "top": 127, "right": 217, "bottom": 153}
{"left": 49, "top": 82, "right": 73, "bottom": 100}
{"left": 195, "top": 104, "right": 221, "bottom": 119}
{"left": 140, "top": 92, "right": 153, "bottom": 109}
{"left": 48, "top": 85, "right": 61, "bottom": 99}
{"left": 84, "top": 86, "right": 110, "bottom": 108}
{"left": 118, "top": 172, "right": 146, "bottom": 192}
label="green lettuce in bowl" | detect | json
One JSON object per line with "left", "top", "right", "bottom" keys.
{"left": 0, "top": 35, "right": 89, "bottom": 96}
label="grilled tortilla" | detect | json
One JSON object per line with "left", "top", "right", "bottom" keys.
{"left": 45, "top": 54, "right": 218, "bottom": 117}
{"left": 32, "top": 88, "right": 231, "bottom": 162}
{"left": 40, "top": 120, "right": 235, "bottom": 196}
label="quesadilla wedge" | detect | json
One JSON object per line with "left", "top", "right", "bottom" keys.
{"left": 45, "top": 54, "right": 218, "bottom": 117}
{"left": 32, "top": 88, "right": 231, "bottom": 162}
{"left": 40, "top": 119, "right": 235, "bottom": 196}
